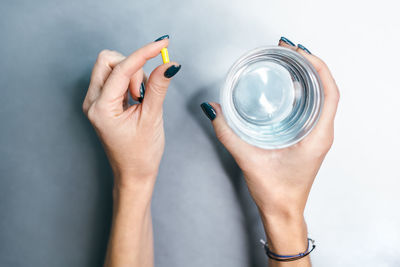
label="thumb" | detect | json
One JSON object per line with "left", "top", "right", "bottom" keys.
{"left": 200, "top": 102, "right": 248, "bottom": 158}
{"left": 142, "top": 62, "right": 181, "bottom": 116}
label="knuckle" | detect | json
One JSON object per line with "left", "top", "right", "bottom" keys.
{"left": 86, "top": 102, "right": 106, "bottom": 124}
{"left": 317, "top": 135, "right": 334, "bottom": 156}
{"left": 148, "top": 81, "right": 166, "bottom": 97}
{"left": 334, "top": 87, "right": 341, "bottom": 103}
{"left": 323, "top": 138, "right": 334, "bottom": 153}
{"left": 97, "top": 49, "right": 111, "bottom": 61}
{"left": 327, "top": 85, "right": 340, "bottom": 105}
{"left": 328, "top": 138, "right": 334, "bottom": 150}
{"left": 82, "top": 101, "right": 89, "bottom": 115}
{"left": 302, "top": 131, "right": 335, "bottom": 158}
{"left": 111, "top": 63, "right": 124, "bottom": 76}
{"left": 87, "top": 105, "right": 96, "bottom": 122}
{"left": 96, "top": 49, "right": 124, "bottom": 67}
{"left": 317, "top": 57, "right": 327, "bottom": 67}
{"left": 95, "top": 51, "right": 110, "bottom": 68}
{"left": 306, "top": 54, "right": 328, "bottom": 72}
{"left": 315, "top": 58, "right": 328, "bottom": 71}
{"left": 215, "top": 126, "right": 231, "bottom": 143}
{"left": 94, "top": 100, "right": 108, "bottom": 114}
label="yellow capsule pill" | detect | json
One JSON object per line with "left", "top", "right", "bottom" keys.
{"left": 161, "top": 47, "right": 169, "bottom": 64}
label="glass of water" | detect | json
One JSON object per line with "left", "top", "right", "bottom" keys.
{"left": 221, "top": 46, "right": 324, "bottom": 149}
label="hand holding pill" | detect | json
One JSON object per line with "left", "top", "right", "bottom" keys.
{"left": 83, "top": 35, "right": 181, "bottom": 185}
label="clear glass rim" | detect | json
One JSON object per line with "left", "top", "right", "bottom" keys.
{"left": 220, "top": 46, "right": 324, "bottom": 149}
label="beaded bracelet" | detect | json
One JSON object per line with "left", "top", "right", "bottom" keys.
{"left": 260, "top": 238, "right": 316, "bottom": 262}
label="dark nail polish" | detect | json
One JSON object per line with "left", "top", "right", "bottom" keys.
{"left": 139, "top": 82, "right": 145, "bottom": 103}
{"left": 164, "top": 64, "right": 181, "bottom": 78}
{"left": 154, "top": 35, "right": 169, "bottom": 42}
{"left": 280, "top": 36, "right": 295, "bottom": 46}
{"left": 297, "top": 44, "right": 312, "bottom": 54}
{"left": 200, "top": 102, "right": 216, "bottom": 121}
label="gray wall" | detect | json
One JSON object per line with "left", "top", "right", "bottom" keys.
{"left": 1, "top": 0, "right": 399, "bottom": 266}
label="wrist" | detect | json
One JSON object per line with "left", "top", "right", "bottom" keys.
{"left": 113, "top": 169, "right": 157, "bottom": 189}
{"left": 260, "top": 210, "right": 308, "bottom": 254}
{"left": 112, "top": 173, "right": 156, "bottom": 208}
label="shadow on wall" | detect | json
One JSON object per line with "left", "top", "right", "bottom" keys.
{"left": 69, "top": 71, "right": 114, "bottom": 266}
{"left": 37, "top": 15, "right": 116, "bottom": 266}
{"left": 186, "top": 86, "right": 268, "bottom": 267}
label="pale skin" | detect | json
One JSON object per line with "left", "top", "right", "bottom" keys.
{"left": 83, "top": 37, "right": 339, "bottom": 267}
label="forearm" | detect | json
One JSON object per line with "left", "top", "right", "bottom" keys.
{"left": 259, "top": 209, "right": 311, "bottom": 267}
{"left": 104, "top": 176, "right": 155, "bottom": 267}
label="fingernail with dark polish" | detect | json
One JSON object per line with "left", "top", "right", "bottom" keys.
{"left": 139, "top": 82, "right": 145, "bottom": 103}
{"left": 154, "top": 35, "right": 169, "bottom": 42}
{"left": 280, "top": 36, "right": 295, "bottom": 46}
{"left": 200, "top": 102, "right": 216, "bottom": 121}
{"left": 297, "top": 44, "right": 312, "bottom": 54}
{"left": 164, "top": 64, "right": 181, "bottom": 78}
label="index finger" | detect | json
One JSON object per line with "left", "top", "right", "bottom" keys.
{"left": 98, "top": 39, "right": 169, "bottom": 105}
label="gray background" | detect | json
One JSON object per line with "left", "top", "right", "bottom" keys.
{"left": 1, "top": 0, "right": 400, "bottom": 266}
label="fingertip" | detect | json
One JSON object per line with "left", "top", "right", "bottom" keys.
{"left": 140, "top": 62, "right": 179, "bottom": 115}
{"left": 148, "top": 61, "right": 180, "bottom": 80}
{"left": 163, "top": 38, "right": 170, "bottom": 47}
{"left": 297, "top": 44, "right": 312, "bottom": 55}
{"left": 279, "top": 40, "right": 293, "bottom": 49}
{"left": 201, "top": 101, "right": 247, "bottom": 156}
{"left": 294, "top": 46, "right": 328, "bottom": 74}
{"left": 156, "top": 38, "right": 169, "bottom": 50}
{"left": 278, "top": 36, "right": 297, "bottom": 50}
{"left": 148, "top": 37, "right": 170, "bottom": 49}
{"left": 162, "top": 61, "right": 180, "bottom": 69}
{"left": 296, "top": 46, "right": 311, "bottom": 58}
{"left": 110, "top": 40, "right": 170, "bottom": 84}
{"left": 207, "top": 102, "right": 221, "bottom": 113}
{"left": 164, "top": 63, "right": 181, "bottom": 79}
{"left": 148, "top": 62, "right": 182, "bottom": 81}
{"left": 128, "top": 69, "right": 146, "bottom": 102}
{"left": 200, "top": 102, "right": 217, "bottom": 121}
{"left": 138, "top": 82, "right": 145, "bottom": 103}
{"left": 154, "top": 34, "right": 170, "bottom": 42}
